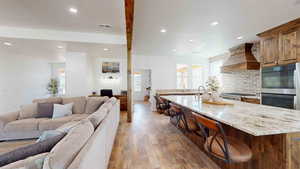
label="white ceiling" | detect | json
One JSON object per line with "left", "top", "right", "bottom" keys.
{"left": 0, "top": 0, "right": 126, "bottom": 35}
{"left": 133, "top": 0, "right": 300, "bottom": 58}
{"left": 0, "top": 37, "right": 126, "bottom": 62}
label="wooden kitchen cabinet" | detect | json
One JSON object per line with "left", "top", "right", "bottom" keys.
{"left": 258, "top": 18, "right": 300, "bottom": 67}
{"left": 279, "top": 29, "right": 299, "bottom": 64}
{"left": 261, "top": 35, "right": 279, "bottom": 67}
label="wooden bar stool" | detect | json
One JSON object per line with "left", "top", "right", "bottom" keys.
{"left": 154, "top": 96, "right": 170, "bottom": 115}
{"left": 192, "top": 113, "right": 252, "bottom": 163}
{"left": 169, "top": 103, "right": 188, "bottom": 130}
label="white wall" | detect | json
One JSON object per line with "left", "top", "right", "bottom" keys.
{"left": 93, "top": 57, "right": 127, "bottom": 95}
{"left": 0, "top": 46, "right": 61, "bottom": 113}
{"left": 65, "top": 52, "right": 94, "bottom": 97}
{"left": 133, "top": 54, "right": 209, "bottom": 91}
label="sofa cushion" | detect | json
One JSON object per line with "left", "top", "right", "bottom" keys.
{"left": 87, "top": 107, "right": 109, "bottom": 128}
{"left": 101, "top": 101, "right": 114, "bottom": 111}
{"left": 43, "top": 120, "right": 94, "bottom": 169}
{"left": 0, "top": 112, "right": 19, "bottom": 129}
{"left": 4, "top": 118, "right": 46, "bottom": 132}
{"left": 36, "top": 103, "right": 54, "bottom": 118}
{"left": 19, "top": 103, "right": 38, "bottom": 120}
{"left": 33, "top": 97, "right": 62, "bottom": 104}
{"left": 84, "top": 97, "right": 108, "bottom": 114}
{"left": 1, "top": 152, "right": 48, "bottom": 169}
{"left": 62, "top": 97, "right": 87, "bottom": 114}
{"left": 107, "top": 97, "right": 117, "bottom": 104}
{"left": 56, "top": 121, "right": 80, "bottom": 133}
{"left": 0, "top": 133, "right": 65, "bottom": 167}
{"left": 38, "top": 114, "right": 88, "bottom": 131}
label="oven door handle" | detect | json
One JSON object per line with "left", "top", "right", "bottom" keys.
{"left": 294, "top": 95, "right": 297, "bottom": 109}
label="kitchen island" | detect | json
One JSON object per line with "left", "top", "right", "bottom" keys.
{"left": 161, "top": 95, "right": 300, "bottom": 169}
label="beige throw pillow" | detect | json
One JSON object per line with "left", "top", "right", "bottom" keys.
{"left": 19, "top": 103, "right": 38, "bottom": 120}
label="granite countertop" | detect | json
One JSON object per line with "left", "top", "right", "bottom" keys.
{"left": 161, "top": 95, "right": 300, "bottom": 136}
{"left": 157, "top": 91, "right": 202, "bottom": 95}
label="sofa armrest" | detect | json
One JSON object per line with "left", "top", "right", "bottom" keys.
{"left": 0, "top": 111, "right": 19, "bottom": 129}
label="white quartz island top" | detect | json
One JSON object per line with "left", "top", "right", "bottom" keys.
{"left": 161, "top": 95, "right": 300, "bottom": 136}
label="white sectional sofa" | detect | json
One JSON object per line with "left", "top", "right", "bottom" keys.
{"left": 0, "top": 97, "right": 120, "bottom": 169}
{"left": 0, "top": 96, "right": 108, "bottom": 141}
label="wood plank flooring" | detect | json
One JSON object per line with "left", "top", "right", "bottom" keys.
{"left": 108, "top": 102, "right": 220, "bottom": 169}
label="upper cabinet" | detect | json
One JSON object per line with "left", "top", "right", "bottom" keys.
{"left": 261, "top": 35, "right": 279, "bottom": 67}
{"left": 257, "top": 18, "right": 300, "bottom": 67}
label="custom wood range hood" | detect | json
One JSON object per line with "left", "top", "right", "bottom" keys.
{"left": 221, "top": 43, "right": 260, "bottom": 73}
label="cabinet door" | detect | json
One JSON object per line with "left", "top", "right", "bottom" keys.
{"left": 261, "top": 36, "right": 278, "bottom": 67}
{"left": 279, "top": 31, "right": 297, "bottom": 64}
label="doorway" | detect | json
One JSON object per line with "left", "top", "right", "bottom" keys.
{"left": 133, "top": 69, "right": 152, "bottom": 102}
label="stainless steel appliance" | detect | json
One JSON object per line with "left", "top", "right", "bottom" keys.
{"left": 221, "top": 93, "right": 257, "bottom": 101}
{"left": 261, "top": 63, "right": 300, "bottom": 109}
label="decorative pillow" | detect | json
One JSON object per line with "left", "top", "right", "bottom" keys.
{"left": 52, "top": 103, "right": 73, "bottom": 119}
{"left": 0, "top": 133, "right": 65, "bottom": 167}
{"left": 37, "top": 130, "right": 65, "bottom": 142}
{"left": 62, "top": 97, "right": 86, "bottom": 114}
{"left": 19, "top": 103, "right": 38, "bottom": 120}
{"left": 36, "top": 103, "right": 54, "bottom": 118}
{"left": 84, "top": 97, "right": 108, "bottom": 114}
{"left": 1, "top": 153, "right": 49, "bottom": 169}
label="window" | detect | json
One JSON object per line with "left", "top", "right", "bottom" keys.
{"left": 50, "top": 63, "right": 66, "bottom": 95}
{"left": 209, "top": 60, "right": 223, "bottom": 86}
{"left": 191, "top": 65, "right": 204, "bottom": 89}
{"left": 134, "top": 72, "right": 142, "bottom": 92}
{"left": 176, "top": 64, "right": 205, "bottom": 89}
{"left": 176, "top": 64, "right": 189, "bottom": 89}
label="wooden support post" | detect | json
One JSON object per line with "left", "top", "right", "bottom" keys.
{"left": 124, "top": 0, "right": 134, "bottom": 122}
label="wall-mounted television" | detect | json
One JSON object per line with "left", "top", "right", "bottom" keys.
{"left": 102, "top": 62, "right": 120, "bottom": 73}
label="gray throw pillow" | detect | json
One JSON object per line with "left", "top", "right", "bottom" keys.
{"left": 0, "top": 133, "right": 66, "bottom": 167}
{"left": 36, "top": 103, "right": 54, "bottom": 118}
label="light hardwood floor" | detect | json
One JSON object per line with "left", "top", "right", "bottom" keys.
{"left": 108, "top": 102, "right": 220, "bottom": 169}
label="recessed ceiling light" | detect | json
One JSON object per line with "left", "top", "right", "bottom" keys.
{"left": 103, "top": 48, "right": 109, "bottom": 51}
{"left": 3, "top": 42, "right": 12, "bottom": 46}
{"left": 172, "top": 49, "right": 177, "bottom": 52}
{"left": 69, "top": 7, "right": 78, "bottom": 14}
{"left": 189, "top": 39, "right": 194, "bottom": 42}
{"left": 210, "top": 21, "right": 219, "bottom": 26}
{"left": 160, "top": 29, "right": 167, "bottom": 33}
{"left": 237, "top": 36, "right": 244, "bottom": 40}
{"left": 57, "top": 46, "right": 64, "bottom": 49}
{"left": 98, "top": 24, "right": 113, "bottom": 28}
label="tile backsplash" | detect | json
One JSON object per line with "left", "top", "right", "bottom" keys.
{"left": 221, "top": 70, "right": 261, "bottom": 94}
{"left": 211, "top": 42, "right": 261, "bottom": 94}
